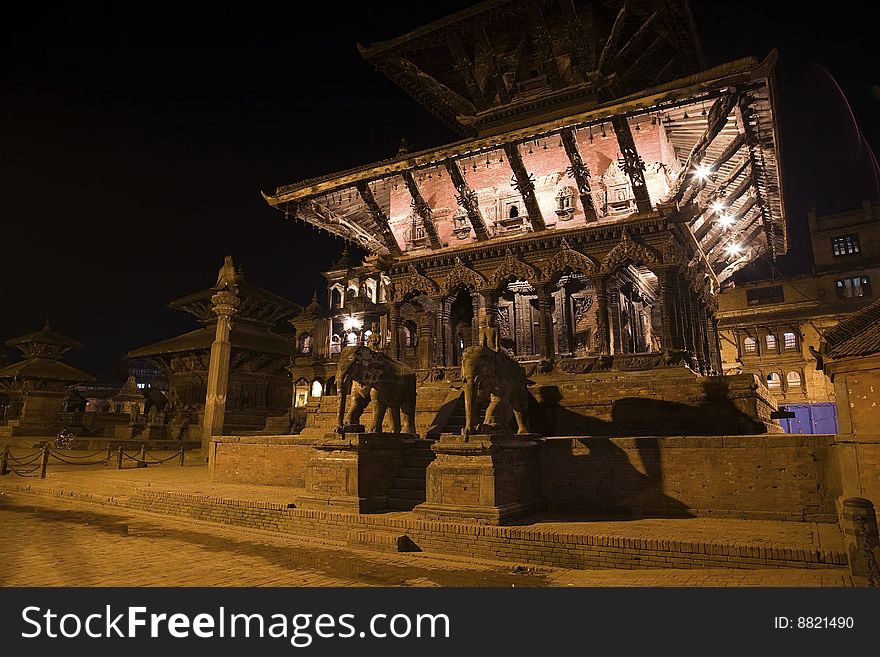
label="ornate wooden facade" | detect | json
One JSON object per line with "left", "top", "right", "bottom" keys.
{"left": 270, "top": 0, "right": 785, "bottom": 398}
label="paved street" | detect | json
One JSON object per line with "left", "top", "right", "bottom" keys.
{"left": 0, "top": 491, "right": 852, "bottom": 587}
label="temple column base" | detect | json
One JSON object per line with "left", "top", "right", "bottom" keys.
{"left": 296, "top": 432, "right": 410, "bottom": 513}
{"left": 415, "top": 433, "right": 544, "bottom": 525}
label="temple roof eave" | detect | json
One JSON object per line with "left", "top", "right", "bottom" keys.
{"left": 264, "top": 53, "right": 772, "bottom": 205}
{"left": 0, "top": 358, "right": 96, "bottom": 384}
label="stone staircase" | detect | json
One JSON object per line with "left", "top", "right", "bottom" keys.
{"left": 387, "top": 439, "right": 436, "bottom": 511}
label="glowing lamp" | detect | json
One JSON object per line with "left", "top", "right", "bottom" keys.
{"left": 726, "top": 243, "right": 742, "bottom": 257}
{"left": 710, "top": 200, "right": 726, "bottom": 214}
{"left": 693, "top": 163, "right": 712, "bottom": 181}
{"left": 343, "top": 316, "right": 362, "bottom": 331}
{"left": 718, "top": 214, "right": 735, "bottom": 229}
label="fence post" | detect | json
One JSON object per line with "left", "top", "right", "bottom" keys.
{"left": 106, "top": 444, "right": 112, "bottom": 465}
{"left": 1, "top": 445, "right": 9, "bottom": 476}
{"left": 138, "top": 445, "right": 147, "bottom": 468}
{"left": 179, "top": 446, "right": 185, "bottom": 467}
{"left": 116, "top": 446, "right": 123, "bottom": 470}
{"left": 40, "top": 445, "right": 49, "bottom": 479}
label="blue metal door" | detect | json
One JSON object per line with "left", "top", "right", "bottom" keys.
{"left": 778, "top": 403, "right": 838, "bottom": 434}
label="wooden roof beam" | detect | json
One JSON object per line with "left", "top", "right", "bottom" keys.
{"left": 681, "top": 133, "right": 747, "bottom": 206}
{"left": 354, "top": 182, "right": 403, "bottom": 258}
{"left": 504, "top": 142, "right": 547, "bottom": 232}
{"left": 669, "top": 93, "right": 739, "bottom": 204}
{"left": 402, "top": 171, "right": 443, "bottom": 250}
{"left": 444, "top": 159, "right": 490, "bottom": 241}
{"left": 528, "top": 0, "right": 562, "bottom": 88}
{"left": 611, "top": 115, "right": 652, "bottom": 213}
{"left": 610, "top": 8, "right": 664, "bottom": 72}
{"left": 559, "top": 0, "right": 595, "bottom": 76}
{"left": 447, "top": 32, "right": 487, "bottom": 110}
{"left": 475, "top": 24, "right": 511, "bottom": 104}
{"left": 597, "top": 4, "right": 628, "bottom": 76}
{"left": 560, "top": 127, "right": 598, "bottom": 221}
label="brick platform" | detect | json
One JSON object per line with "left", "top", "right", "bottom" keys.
{"left": 0, "top": 466, "right": 848, "bottom": 573}
{"left": 417, "top": 433, "right": 544, "bottom": 524}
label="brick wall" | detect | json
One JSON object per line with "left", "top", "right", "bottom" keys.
{"left": 539, "top": 435, "right": 841, "bottom": 522}
{"left": 529, "top": 370, "right": 779, "bottom": 436}
{"left": 211, "top": 436, "right": 316, "bottom": 488}
{"left": 122, "top": 488, "right": 846, "bottom": 572}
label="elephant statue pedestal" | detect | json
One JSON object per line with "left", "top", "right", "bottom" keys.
{"left": 415, "top": 432, "right": 544, "bottom": 525}
{"left": 296, "top": 432, "right": 409, "bottom": 513}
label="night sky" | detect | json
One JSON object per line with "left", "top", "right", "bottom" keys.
{"left": 2, "top": 1, "right": 878, "bottom": 381}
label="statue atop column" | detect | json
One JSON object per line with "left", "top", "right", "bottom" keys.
{"left": 215, "top": 255, "right": 238, "bottom": 291}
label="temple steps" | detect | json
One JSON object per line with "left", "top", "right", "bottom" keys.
{"left": 387, "top": 439, "right": 435, "bottom": 511}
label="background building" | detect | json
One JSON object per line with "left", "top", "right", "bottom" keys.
{"left": 717, "top": 200, "right": 880, "bottom": 432}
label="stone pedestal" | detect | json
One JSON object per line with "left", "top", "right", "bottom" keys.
{"left": 415, "top": 433, "right": 544, "bottom": 525}
{"left": 296, "top": 432, "right": 410, "bottom": 513}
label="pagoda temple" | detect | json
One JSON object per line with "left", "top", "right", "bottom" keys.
{"left": 127, "top": 271, "right": 301, "bottom": 433}
{"left": 0, "top": 321, "right": 96, "bottom": 437}
{"left": 265, "top": 0, "right": 785, "bottom": 435}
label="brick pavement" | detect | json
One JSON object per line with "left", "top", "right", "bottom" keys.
{"left": 0, "top": 492, "right": 851, "bottom": 587}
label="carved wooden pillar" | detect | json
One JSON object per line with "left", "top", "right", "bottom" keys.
{"left": 433, "top": 295, "right": 447, "bottom": 367}
{"left": 659, "top": 267, "right": 681, "bottom": 351}
{"left": 610, "top": 115, "right": 652, "bottom": 214}
{"left": 536, "top": 287, "right": 554, "bottom": 359}
{"left": 471, "top": 290, "right": 483, "bottom": 348}
{"left": 418, "top": 316, "right": 433, "bottom": 371}
{"left": 708, "top": 313, "right": 723, "bottom": 375}
{"left": 388, "top": 302, "right": 401, "bottom": 361}
{"left": 607, "top": 278, "right": 623, "bottom": 354}
{"left": 555, "top": 286, "right": 570, "bottom": 353}
{"left": 594, "top": 275, "right": 611, "bottom": 355}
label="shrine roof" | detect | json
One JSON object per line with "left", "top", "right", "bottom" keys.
{"left": 358, "top": 0, "right": 703, "bottom": 137}
{"left": 6, "top": 321, "right": 83, "bottom": 350}
{"left": 168, "top": 282, "right": 301, "bottom": 326}
{"left": 0, "top": 358, "right": 95, "bottom": 383}
{"left": 127, "top": 324, "right": 293, "bottom": 359}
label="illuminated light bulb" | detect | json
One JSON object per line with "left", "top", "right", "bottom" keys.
{"left": 726, "top": 242, "right": 742, "bottom": 257}
{"left": 693, "top": 163, "right": 713, "bottom": 180}
{"left": 710, "top": 200, "right": 726, "bottom": 214}
{"left": 718, "top": 214, "right": 735, "bottom": 228}
{"left": 343, "top": 316, "right": 362, "bottom": 331}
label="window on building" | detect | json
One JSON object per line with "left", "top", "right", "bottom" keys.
{"left": 746, "top": 285, "right": 784, "bottom": 306}
{"left": 766, "top": 372, "right": 781, "bottom": 389}
{"left": 765, "top": 334, "right": 778, "bottom": 351}
{"left": 310, "top": 380, "right": 323, "bottom": 398}
{"left": 832, "top": 234, "right": 860, "bottom": 256}
{"left": 786, "top": 371, "right": 802, "bottom": 388}
{"left": 836, "top": 276, "right": 871, "bottom": 299}
{"left": 300, "top": 333, "right": 312, "bottom": 354}
{"left": 743, "top": 336, "right": 757, "bottom": 355}
{"left": 783, "top": 332, "right": 797, "bottom": 351}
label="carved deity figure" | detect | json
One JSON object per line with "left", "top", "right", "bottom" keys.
{"left": 479, "top": 313, "right": 500, "bottom": 352}
{"left": 215, "top": 255, "right": 238, "bottom": 290}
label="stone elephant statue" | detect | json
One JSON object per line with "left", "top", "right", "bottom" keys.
{"left": 335, "top": 345, "right": 417, "bottom": 435}
{"left": 460, "top": 345, "right": 531, "bottom": 437}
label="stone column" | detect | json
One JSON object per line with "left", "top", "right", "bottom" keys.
{"left": 202, "top": 286, "right": 240, "bottom": 458}
{"left": 594, "top": 275, "right": 611, "bottom": 355}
